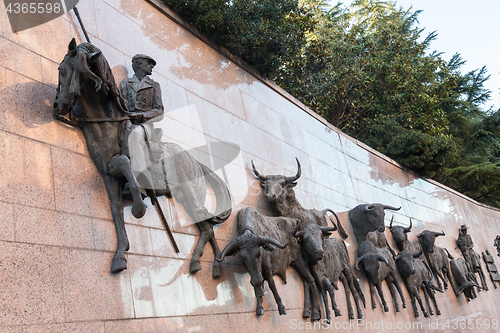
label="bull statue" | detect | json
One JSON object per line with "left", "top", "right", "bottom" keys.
{"left": 217, "top": 207, "right": 334, "bottom": 319}
{"left": 395, "top": 250, "right": 443, "bottom": 317}
{"left": 251, "top": 158, "right": 348, "bottom": 237}
{"left": 445, "top": 249, "right": 481, "bottom": 301}
{"left": 348, "top": 203, "right": 401, "bottom": 246}
{"left": 310, "top": 237, "right": 365, "bottom": 321}
{"left": 355, "top": 239, "right": 406, "bottom": 312}
{"left": 417, "top": 230, "right": 459, "bottom": 296}
{"left": 251, "top": 158, "right": 348, "bottom": 321}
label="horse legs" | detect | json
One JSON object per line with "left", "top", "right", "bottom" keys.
{"left": 368, "top": 281, "right": 378, "bottom": 310}
{"left": 102, "top": 174, "right": 130, "bottom": 274}
{"left": 208, "top": 228, "right": 223, "bottom": 278}
{"left": 190, "top": 221, "right": 213, "bottom": 274}
{"left": 108, "top": 155, "right": 146, "bottom": 218}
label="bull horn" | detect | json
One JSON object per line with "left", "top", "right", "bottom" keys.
{"left": 251, "top": 160, "right": 268, "bottom": 181}
{"left": 394, "top": 253, "right": 402, "bottom": 261}
{"left": 294, "top": 230, "right": 306, "bottom": 239}
{"left": 364, "top": 204, "right": 376, "bottom": 212}
{"left": 377, "top": 254, "right": 389, "bottom": 265}
{"left": 320, "top": 226, "right": 337, "bottom": 236}
{"left": 434, "top": 231, "right": 445, "bottom": 237}
{"left": 383, "top": 205, "right": 401, "bottom": 211}
{"left": 404, "top": 219, "right": 412, "bottom": 233}
{"left": 389, "top": 215, "right": 394, "bottom": 230}
{"left": 285, "top": 158, "right": 301, "bottom": 183}
{"left": 258, "top": 235, "right": 288, "bottom": 249}
{"left": 355, "top": 255, "right": 367, "bottom": 270}
{"left": 216, "top": 237, "right": 242, "bottom": 262}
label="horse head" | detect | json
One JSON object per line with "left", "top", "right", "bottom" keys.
{"left": 53, "top": 38, "right": 104, "bottom": 116}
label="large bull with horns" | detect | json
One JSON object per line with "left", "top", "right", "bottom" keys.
{"left": 251, "top": 158, "right": 348, "bottom": 238}
{"left": 217, "top": 207, "right": 336, "bottom": 318}
{"left": 251, "top": 158, "right": 347, "bottom": 321}
{"left": 348, "top": 203, "right": 401, "bottom": 246}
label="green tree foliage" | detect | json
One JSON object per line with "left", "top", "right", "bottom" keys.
{"left": 435, "top": 64, "right": 500, "bottom": 206}
{"left": 160, "top": 0, "right": 316, "bottom": 77}
{"left": 278, "top": 0, "right": 462, "bottom": 177}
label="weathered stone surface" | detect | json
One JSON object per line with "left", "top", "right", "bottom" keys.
{"left": 1, "top": 0, "right": 500, "bottom": 332}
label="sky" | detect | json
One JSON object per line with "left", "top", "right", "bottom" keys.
{"left": 331, "top": 0, "right": 500, "bottom": 111}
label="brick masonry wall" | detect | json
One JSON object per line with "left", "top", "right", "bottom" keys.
{"left": 0, "top": 0, "right": 500, "bottom": 332}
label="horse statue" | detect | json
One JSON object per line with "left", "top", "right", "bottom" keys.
{"left": 53, "top": 38, "right": 232, "bottom": 277}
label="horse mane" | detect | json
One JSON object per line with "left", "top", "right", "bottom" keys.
{"left": 73, "top": 43, "right": 128, "bottom": 113}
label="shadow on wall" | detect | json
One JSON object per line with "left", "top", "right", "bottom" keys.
{"left": 0, "top": 82, "right": 59, "bottom": 130}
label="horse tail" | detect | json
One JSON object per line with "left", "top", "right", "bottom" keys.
{"left": 199, "top": 163, "right": 232, "bottom": 224}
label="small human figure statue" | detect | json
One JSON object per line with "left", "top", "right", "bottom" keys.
{"left": 457, "top": 224, "right": 474, "bottom": 266}
{"left": 120, "top": 54, "right": 165, "bottom": 190}
{"left": 495, "top": 235, "right": 500, "bottom": 257}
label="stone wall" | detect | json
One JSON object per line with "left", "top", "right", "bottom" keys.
{"left": 1, "top": 0, "right": 500, "bottom": 332}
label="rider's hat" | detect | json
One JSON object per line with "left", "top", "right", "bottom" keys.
{"left": 460, "top": 224, "right": 469, "bottom": 230}
{"left": 132, "top": 54, "right": 156, "bottom": 66}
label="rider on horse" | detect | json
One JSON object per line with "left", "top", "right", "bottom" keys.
{"left": 120, "top": 54, "right": 166, "bottom": 193}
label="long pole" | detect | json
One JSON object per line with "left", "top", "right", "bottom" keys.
{"left": 73, "top": 6, "right": 91, "bottom": 43}
{"left": 147, "top": 189, "right": 180, "bottom": 253}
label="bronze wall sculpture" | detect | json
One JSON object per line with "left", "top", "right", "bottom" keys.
{"left": 416, "top": 230, "right": 459, "bottom": 296}
{"left": 217, "top": 207, "right": 295, "bottom": 316}
{"left": 251, "top": 158, "right": 348, "bottom": 238}
{"left": 53, "top": 39, "right": 149, "bottom": 273}
{"left": 250, "top": 158, "right": 347, "bottom": 321}
{"left": 482, "top": 250, "right": 500, "bottom": 288}
{"left": 457, "top": 225, "right": 488, "bottom": 291}
{"left": 218, "top": 207, "right": 334, "bottom": 319}
{"left": 355, "top": 237, "right": 406, "bottom": 313}
{"left": 348, "top": 203, "right": 405, "bottom": 312}
{"left": 394, "top": 250, "right": 443, "bottom": 317}
{"left": 313, "top": 237, "right": 365, "bottom": 320}
{"left": 53, "top": 39, "right": 232, "bottom": 276}
{"left": 389, "top": 218, "right": 423, "bottom": 255}
{"left": 348, "top": 204, "right": 401, "bottom": 245}
{"left": 446, "top": 249, "right": 480, "bottom": 301}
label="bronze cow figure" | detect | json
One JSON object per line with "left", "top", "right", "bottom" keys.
{"left": 218, "top": 207, "right": 333, "bottom": 318}
{"left": 417, "top": 230, "right": 459, "bottom": 296}
{"left": 395, "top": 250, "right": 443, "bottom": 317}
